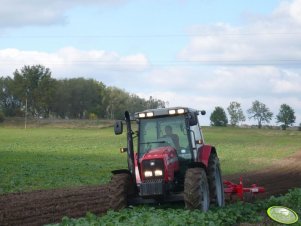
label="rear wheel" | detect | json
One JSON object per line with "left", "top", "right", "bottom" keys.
{"left": 108, "top": 173, "right": 130, "bottom": 210}
{"left": 208, "top": 153, "right": 225, "bottom": 207}
{"left": 184, "top": 167, "right": 210, "bottom": 211}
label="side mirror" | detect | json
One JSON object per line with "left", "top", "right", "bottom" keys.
{"left": 189, "top": 113, "right": 198, "bottom": 126}
{"left": 200, "top": 110, "right": 206, "bottom": 116}
{"left": 114, "top": 120, "right": 123, "bottom": 135}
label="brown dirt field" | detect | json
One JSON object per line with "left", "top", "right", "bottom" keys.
{"left": 0, "top": 150, "right": 300, "bottom": 226}
{"left": 223, "top": 150, "right": 301, "bottom": 199}
{"left": 0, "top": 185, "right": 109, "bottom": 226}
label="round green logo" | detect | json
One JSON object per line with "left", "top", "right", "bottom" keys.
{"left": 267, "top": 206, "right": 299, "bottom": 224}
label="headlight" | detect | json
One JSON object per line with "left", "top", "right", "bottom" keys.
{"left": 177, "top": 108, "right": 185, "bottom": 114}
{"left": 144, "top": 171, "right": 153, "bottom": 177}
{"left": 138, "top": 112, "right": 154, "bottom": 118}
{"left": 138, "top": 113, "right": 146, "bottom": 118}
{"left": 168, "top": 109, "right": 176, "bottom": 115}
{"left": 168, "top": 108, "right": 185, "bottom": 115}
{"left": 154, "top": 170, "right": 163, "bottom": 176}
{"left": 146, "top": 112, "right": 154, "bottom": 117}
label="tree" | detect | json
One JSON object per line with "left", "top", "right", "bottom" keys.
{"left": 12, "top": 65, "right": 56, "bottom": 117}
{"left": 52, "top": 78, "right": 106, "bottom": 119}
{"left": 0, "top": 111, "right": 4, "bottom": 123}
{"left": 146, "top": 96, "right": 166, "bottom": 109}
{"left": 0, "top": 76, "right": 22, "bottom": 116}
{"left": 210, "top": 107, "right": 228, "bottom": 126}
{"left": 2, "top": 65, "right": 168, "bottom": 120}
{"left": 227, "top": 101, "right": 246, "bottom": 126}
{"left": 105, "top": 87, "right": 129, "bottom": 119}
{"left": 276, "top": 104, "right": 296, "bottom": 130}
{"left": 67, "top": 78, "right": 103, "bottom": 119}
{"left": 247, "top": 100, "right": 273, "bottom": 128}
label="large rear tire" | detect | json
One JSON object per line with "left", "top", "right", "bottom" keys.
{"left": 184, "top": 168, "right": 210, "bottom": 212}
{"left": 108, "top": 173, "right": 130, "bottom": 211}
{"left": 208, "top": 153, "right": 225, "bottom": 207}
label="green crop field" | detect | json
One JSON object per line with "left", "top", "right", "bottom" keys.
{"left": 50, "top": 189, "right": 301, "bottom": 226}
{"left": 0, "top": 126, "right": 126, "bottom": 194}
{"left": 0, "top": 125, "right": 301, "bottom": 194}
{"left": 1, "top": 124, "right": 301, "bottom": 225}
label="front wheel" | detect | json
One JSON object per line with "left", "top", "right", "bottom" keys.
{"left": 108, "top": 173, "right": 130, "bottom": 210}
{"left": 184, "top": 167, "right": 210, "bottom": 212}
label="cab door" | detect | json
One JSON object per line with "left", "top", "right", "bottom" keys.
{"left": 190, "top": 123, "right": 204, "bottom": 161}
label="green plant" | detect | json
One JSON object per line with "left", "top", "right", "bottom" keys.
{"left": 1, "top": 126, "right": 301, "bottom": 193}
{"left": 0, "top": 127, "right": 127, "bottom": 193}
{"left": 210, "top": 106, "right": 228, "bottom": 126}
{"left": 88, "top": 113, "right": 97, "bottom": 120}
{"left": 47, "top": 189, "right": 301, "bottom": 226}
{"left": 2, "top": 125, "right": 301, "bottom": 225}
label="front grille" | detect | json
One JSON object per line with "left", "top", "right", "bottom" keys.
{"left": 140, "top": 179, "right": 165, "bottom": 196}
{"left": 142, "top": 159, "right": 164, "bottom": 180}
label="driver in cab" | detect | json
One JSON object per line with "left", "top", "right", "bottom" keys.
{"left": 163, "top": 125, "right": 180, "bottom": 151}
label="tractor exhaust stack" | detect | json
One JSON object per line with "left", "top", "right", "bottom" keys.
{"left": 124, "top": 111, "right": 136, "bottom": 185}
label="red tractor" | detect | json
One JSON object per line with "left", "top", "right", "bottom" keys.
{"left": 109, "top": 107, "right": 225, "bottom": 211}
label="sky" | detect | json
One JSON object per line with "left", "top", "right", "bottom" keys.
{"left": 0, "top": 0, "right": 301, "bottom": 126}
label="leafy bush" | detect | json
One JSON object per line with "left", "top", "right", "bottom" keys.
{"left": 50, "top": 189, "right": 301, "bottom": 226}
{"left": 0, "top": 111, "right": 4, "bottom": 123}
{"left": 264, "top": 189, "right": 301, "bottom": 214}
{"left": 88, "top": 113, "right": 97, "bottom": 120}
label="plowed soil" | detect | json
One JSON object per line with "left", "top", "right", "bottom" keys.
{"left": 1, "top": 150, "right": 300, "bottom": 226}
{"left": 0, "top": 185, "right": 109, "bottom": 226}
{"left": 223, "top": 150, "right": 301, "bottom": 199}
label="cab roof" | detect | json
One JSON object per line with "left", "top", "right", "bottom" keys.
{"left": 134, "top": 107, "right": 200, "bottom": 119}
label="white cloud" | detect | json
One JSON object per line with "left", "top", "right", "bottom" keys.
{"left": 273, "top": 0, "right": 301, "bottom": 25}
{"left": 0, "top": 0, "right": 128, "bottom": 28}
{"left": 1, "top": 0, "right": 301, "bottom": 126}
{"left": 179, "top": 0, "right": 301, "bottom": 65}
{"left": 270, "top": 70, "right": 301, "bottom": 94}
{"left": 141, "top": 65, "right": 301, "bottom": 99}
{"left": 168, "top": 0, "right": 301, "bottom": 125}
{"left": 135, "top": 64, "right": 301, "bottom": 125}
{"left": 145, "top": 67, "right": 194, "bottom": 90}
{"left": 0, "top": 47, "right": 149, "bottom": 78}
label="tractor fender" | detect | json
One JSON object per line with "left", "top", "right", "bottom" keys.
{"left": 198, "top": 145, "right": 216, "bottom": 167}
{"left": 112, "top": 153, "right": 142, "bottom": 184}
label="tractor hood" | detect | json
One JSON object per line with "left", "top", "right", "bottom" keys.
{"left": 141, "top": 146, "right": 178, "bottom": 161}
{"left": 140, "top": 146, "right": 180, "bottom": 181}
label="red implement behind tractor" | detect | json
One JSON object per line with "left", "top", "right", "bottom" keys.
{"left": 109, "top": 107, "right": 264, "bottom": 211}
{"left": 224, "top": 177, "right": 265, "bottom": 202}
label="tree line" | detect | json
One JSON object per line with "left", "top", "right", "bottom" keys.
{"left": 0, "top": 65, "right": 166, "bottom": 120}
{"left": 210, "top": 101, "right": 297, "bottom": 130}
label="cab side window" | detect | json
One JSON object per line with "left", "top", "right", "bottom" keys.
{"left": 190, "top": 124, "right": 203, "bottom": 160}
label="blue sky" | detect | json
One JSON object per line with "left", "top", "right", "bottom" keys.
{"left": 0, "top": 0, "right": 301, "bottom": 125}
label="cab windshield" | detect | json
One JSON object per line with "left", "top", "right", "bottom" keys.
{"left": 138, "top": 115, "right": 191, "bottom": 159}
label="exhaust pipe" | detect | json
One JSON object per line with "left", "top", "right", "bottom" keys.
{"left": 124, "top": 111, "right": 136, "bottom": 184}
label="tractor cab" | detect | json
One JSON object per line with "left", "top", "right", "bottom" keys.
{"left": 135, "top": 108, "right": 205, "bottom": 175}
